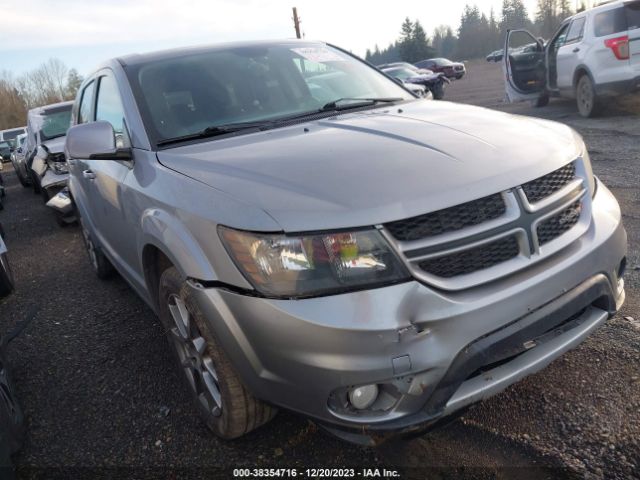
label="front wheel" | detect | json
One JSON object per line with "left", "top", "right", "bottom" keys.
{"left": 576, "top": 75, "right": 600, "bottom": 118}
{"left": 533, "top": 94, "right": 549, "bottom": 108}
{"left": 158, "top": 267, "right": 276, "bottom": 439}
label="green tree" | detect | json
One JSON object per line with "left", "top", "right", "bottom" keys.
{"left": 65, "top": 68, "right": 83, "bottom": 100}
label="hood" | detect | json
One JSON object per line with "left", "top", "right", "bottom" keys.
{"left": 42, "top": 135, "right": 65, "bottom": 154}
{"left": 157, "top": 101, "right": 581, "bottom": 232}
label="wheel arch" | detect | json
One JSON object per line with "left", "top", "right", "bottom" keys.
{"left": 573, "top": 65, "right": 595, "bottom": 91}
{"left": 140, "top": 208, "right": 218, "bottom": 311}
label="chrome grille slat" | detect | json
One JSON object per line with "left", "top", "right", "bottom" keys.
{"left": 382, "top": 160, "right": 590, "bottom": 288}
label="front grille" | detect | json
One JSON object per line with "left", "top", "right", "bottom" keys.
{"left": 418, "top": 235, "right": 519, "bottom": 278}
{"left": 522, "top": 163, "right": 576, "bottom": 203}
{"left": 537, "top": 201, "right": 582, "bottom": 245}
{"left": 385, "top": 194, "right": 505, "bottom": 242}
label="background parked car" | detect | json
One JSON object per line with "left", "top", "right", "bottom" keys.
{"left": 9, "top": 134, "right": 29, "bottom": 187}
{"left": 486, "top": 49, "right": 504, "bottom": 62}
{"left": 0, "top": 128, "right": 27, "bottom": 160}
{"left": 382, "top": 66, "right": 449, "bottom": 99}
{"left": 415, "top": 58, "right": 466, "bottom": 79}
{"left": 24, "top": 101, "right": 73, "bottom": 203}
{"left": 504, "top": 0, "right": 640, "bottom": 117}
{"left": 377, "top": 62, "right": 432, "bottom": 73}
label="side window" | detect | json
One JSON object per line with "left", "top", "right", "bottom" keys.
{"left": 95, "top": 75, "right": 127, "bottom": 146}
{"left": 565, "top": 17, "right": 586, "bottom": 43}
{"left": 78, "top": 80, "right": 95, "bottom": 124}
{"left": 594, "top": 8, "right": 629, "bottom": 37}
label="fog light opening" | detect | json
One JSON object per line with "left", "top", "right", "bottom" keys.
{"left": 348, "top": 384, "right": 379, "bottom": 410}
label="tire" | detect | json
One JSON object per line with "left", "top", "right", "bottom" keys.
{"left": 28, "top": 170, "right": 41, "bottom": 194}
{"left": 158, "top": 267, "right": 276, "bottom": 439}
{"left": 432, "top": 83, "right": 445, "bottom": 100}
{"left": 576, "top": 74, "right": 601, "bottom": 118}
{"left": 533, "top": 94, "right": 549, "bottom": 108}
{"left": 16, "top": 169, "right": 29, "bottom": 188}
{"left": 0, "top": 353, "right": 25, "bottom": 454}
{"left": 0, "top": 252, "right": 14, "bottom": 297}
{"left": 79, "top": 218, "right": 114, "bottom": 279}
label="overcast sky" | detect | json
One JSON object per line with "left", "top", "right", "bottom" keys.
{"left": 0, "top": 0, "right": 544, "bottom": 75}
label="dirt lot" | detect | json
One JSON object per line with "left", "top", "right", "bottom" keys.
{"left": 0, "top": 59, "right": 639, "bottom": 479}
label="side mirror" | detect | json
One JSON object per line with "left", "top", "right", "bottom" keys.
{"left": 66, "top": 121, "right": 132, "bottom": 161}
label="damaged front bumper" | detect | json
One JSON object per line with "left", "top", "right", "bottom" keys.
{"left": 185, "top": 181, "right": 626, "bottom": 445}
{"left": 45, "top": 186, "right": 76, "bottom": 224}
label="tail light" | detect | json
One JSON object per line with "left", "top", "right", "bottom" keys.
{"left": 605, "top": 35, "right": 629, "bottom": 60}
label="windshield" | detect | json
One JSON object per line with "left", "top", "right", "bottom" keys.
{"left": 39, "top": 107, "right": 72, "bottom": 141}
{"left": 384, "top": 68, "right": 415, "bottom": 80}
{"left": 128, "top": 42, "right": 414, "bottom": 145}
{"left": 0, "top": 141, "right": 9, "bottom": 150}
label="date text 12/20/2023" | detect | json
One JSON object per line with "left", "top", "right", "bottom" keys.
{"left": 232, "top": 468, "right": 401, "bottom": 478}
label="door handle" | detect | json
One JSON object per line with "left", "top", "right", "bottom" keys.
{"left": 573, "top": 47, "right": 580, "bottom": 53}
{"left": 83, "top": 169, "right": 96, "bottom": 180}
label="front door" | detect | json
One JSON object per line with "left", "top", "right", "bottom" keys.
{"left": 503, "top": 29, "right": 546, "bottom": 102}
{"left": 83, "top": 72, "right": 138, "bottom": 280}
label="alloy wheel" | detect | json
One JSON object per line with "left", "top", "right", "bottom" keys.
{"left": 167, "top": 294, "right": 222, "bottom": 417}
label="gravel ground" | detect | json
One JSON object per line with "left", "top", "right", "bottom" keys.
{"left": 0, "top": 61, "right": 638, "bottom": 479}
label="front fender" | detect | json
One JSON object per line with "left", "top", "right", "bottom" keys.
{"left": 140, "top": 208, "right": 217, "bottom": 281}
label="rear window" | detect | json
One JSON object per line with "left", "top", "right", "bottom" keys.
{"left": 627, "top": 2, "right": 640, "bottom": 30}
{"left": 594, "top": 7, "right": 628, "bottom": 37}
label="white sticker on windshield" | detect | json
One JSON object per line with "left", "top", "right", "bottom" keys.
{"left": 291, "top": 47, "right": 347, "bottom": 63}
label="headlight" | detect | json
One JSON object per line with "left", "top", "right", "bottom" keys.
{"left": 219, "top": 227, "right": 410, "bottom": 297}
{"left": 572, "top": 130, "right": 595, "bottom": 197}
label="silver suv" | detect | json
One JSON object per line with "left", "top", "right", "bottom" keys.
{"left": 504, "top": 0, "right": 640, "bottom": 117}
{"left": 66, "top": 41, "right": 626, "bottom": 445}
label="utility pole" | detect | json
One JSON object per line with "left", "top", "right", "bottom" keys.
{"left": 292, "top": 7, "right": 301, "bottom": 39}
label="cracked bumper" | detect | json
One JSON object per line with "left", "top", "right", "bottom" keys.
{"left": 186, "top": 181, "right": 626, "bottom": 438}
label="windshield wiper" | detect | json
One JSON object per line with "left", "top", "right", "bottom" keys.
{"left": 157, "top": 121, "right": 273, "bottom": 147}
{"left": 320, "top": 97, "right": 404, "bottom": 111}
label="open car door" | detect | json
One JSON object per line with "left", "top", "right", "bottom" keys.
{"left": 503, "top": 29, "right": 547, "bottom": 102}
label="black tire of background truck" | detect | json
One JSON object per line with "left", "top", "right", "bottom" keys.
{"left": 533, "top": 94, "right": 550, "bottom": 108}
{"left": 432, "top": 83, "right": 445, "bottom": 100}
{"left": 28, "top": 170, "right": 41, "bottom": 194}
{"left": 576, "top": 74, "right": 601, "bottom": 118}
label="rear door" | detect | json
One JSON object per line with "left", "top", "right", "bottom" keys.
{"left": 556, "top": 16, "right": 586, "bottom": 89}
{"left": 627, "top": 1, "right": 640, "bottom": 73}
{"left": 503, "top": 29, "right": 546, "bottom": 102}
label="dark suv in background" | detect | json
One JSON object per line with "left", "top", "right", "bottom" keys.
{"left": 415, "top": 58, "right": 466, "bottom": 79}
